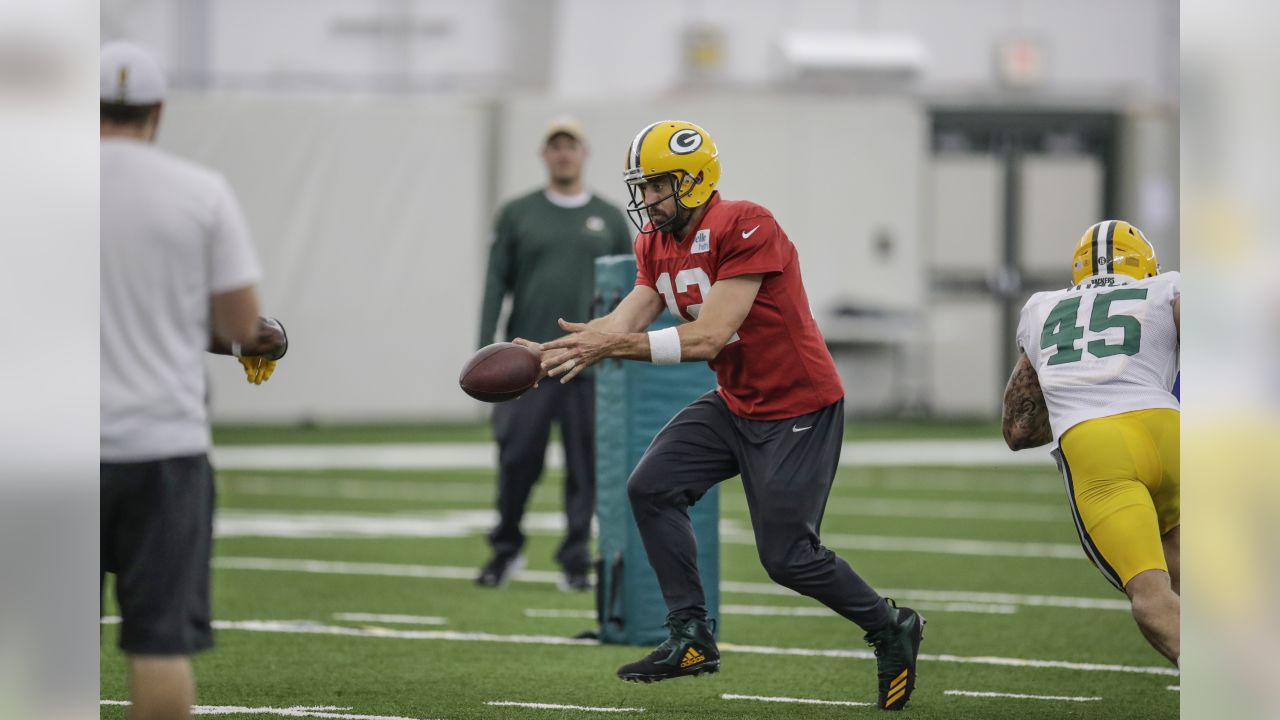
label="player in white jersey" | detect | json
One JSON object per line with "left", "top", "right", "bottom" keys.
{"left": 1002, "top": 219, "right": 1180, "bottom": 666}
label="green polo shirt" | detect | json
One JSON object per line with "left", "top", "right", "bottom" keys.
{"left": 478, "top": 189, "right": 633, "bottom": 347}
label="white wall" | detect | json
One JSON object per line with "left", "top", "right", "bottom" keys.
{"left": 101, "top": 0, "right": 1178, "bottom": 422}
{"left": 151, "top": 94, "right": 925, "bottom": 422}
{"left": 498, "top": 95, "right": 928, "bottom": 316}
{"left": 551, "top": 0, "right": 1177, "bottom": 103}
{"left": 104, "top": 0, "right": 1177, "bottom": 104}
{"left": 103, "top": 0, "right": 532, "bottom": 93}
{"left": 156, "top": 95, "right": 491, "bottom": 422}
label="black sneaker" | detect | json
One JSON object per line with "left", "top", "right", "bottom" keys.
{"left": 475, "top": 554, "right": 525, "bottom": 588}
{"left": 617, "top": 616, "right": 719, "bottom": 683}
{"left": 558, "top": 569, "right": 591, "bottom": 592}
{"left": 864, "top": 600, "right": 925, "bottom": 711}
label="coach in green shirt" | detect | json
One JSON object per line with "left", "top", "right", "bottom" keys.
{"left": 476, "top": 117, "right": 631, "bottom": 591}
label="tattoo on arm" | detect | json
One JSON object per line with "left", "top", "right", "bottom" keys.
{"left": 1002, "top": 354, "right": 1052, "bottom": 450}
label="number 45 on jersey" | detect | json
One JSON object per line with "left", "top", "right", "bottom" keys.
{"left": 1041, "top": 288, "right": 1148, "bottom": 365}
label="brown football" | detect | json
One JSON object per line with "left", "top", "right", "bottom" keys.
{"left": 459, "top": 342, "right": 541, "bottom": 402}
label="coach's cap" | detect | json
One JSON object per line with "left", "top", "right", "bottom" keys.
{"left": 543, "top": 115, "right": 587, "bottom": 146}
{"left": 100, "top": 41, "right": 166, "bottom": 105}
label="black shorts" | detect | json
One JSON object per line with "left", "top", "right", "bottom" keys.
{"left": 101, "top": 454, "right": 215, "bottom": 655}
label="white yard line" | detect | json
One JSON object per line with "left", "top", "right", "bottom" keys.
{"left": 797, "top": 532, "right": 1083, "bottom": 559}
{"left": 524, "top": 609, "right": 597, "bottom": 619}
{"left": 100, "top": 700, "right": 436, "bottom": 719}
{"left": 944, "top": 690, "right": 1103, "bottom": 702}
{"left": 213, "top": 510, "right": 1084, "bottom": 560}
{"left": 720, "top": 693, "right": 871, "bottom": 707}
{"left": 213, "top": 440, "right": 1053, "bottom": 471}
{"left": 718, "top": 641, "right": 1178, "bottom": 676}
{"left": 727, "top": 601, "right": 1017, "bottom": 616}
{"left": 222, "top": 475, "right": 1062, "bottom": 523}
{"left": 215, "top": 557, "right": 1128, "bottom": 612}
{"left": 873, "top": 587, "right": 1129, "bottom": 611}
{"left": 216, "top": 556, "right": 565, "bottom": 583}
{"left": 227, "top": 476, "right": 493, "bottom": 503}
{"left": 485, "top": 701, "right": 643, "bottom": 713}
{"left": 1168, "top": 685, "right": 1180, "bottom": 691}
{"left": 216, "top": 619, "right": 599, "bottom": 647}
{"left": 214, "top": 509, "right": 573, "bottom": 540}
{"left": 526, "top": 603, "right": 1014, "bottom": 619}
{"left": 333, "top": 613, "right": 447, "bottom": 626}
{"left": 124, "top": 617, "right": 1176, "bottom": 678}
{"left": 835, "top": 473, "right": 1065, "bottom": 496}
{"left": 821, "top": 496, "right": 1063, "bottom": 523}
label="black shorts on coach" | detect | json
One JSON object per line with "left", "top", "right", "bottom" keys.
{"left": 101, "top": 453, "right": 215, "bottom": 655}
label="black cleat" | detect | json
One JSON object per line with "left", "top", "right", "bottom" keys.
{"left": 475, "top": 554, "right": 525, "bottom": 588}
{"left": 558, "top": 569, "right": 592, "bottom": 592}
{"left": 617, "top": 616, "right": 720, "bottom": 683}
{"left": 865, "top": 600, "right": 925, "bottom": 711}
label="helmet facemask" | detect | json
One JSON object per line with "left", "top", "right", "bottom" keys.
{"left": 624, "top": 171, "right": 699, "bottom": 234}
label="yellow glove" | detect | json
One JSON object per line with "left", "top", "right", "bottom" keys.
{"left": 239, "top": 356, "right": 277, "bottom": 385}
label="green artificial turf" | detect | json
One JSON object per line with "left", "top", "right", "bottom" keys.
{"left": 101, "top": 457, "right": 1177, "bottom": 719}
{"left": 211, "top": 419, "right": 1003, "bottom": 447}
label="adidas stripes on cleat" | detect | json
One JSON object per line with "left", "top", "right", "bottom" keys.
{"left": 616, "top": 616, "right": 719, "bottom": 683}
{"left": 865, "top": 600, "right": 925, "bottom": 711}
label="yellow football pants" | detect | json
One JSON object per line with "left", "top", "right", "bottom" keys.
{"left": 1054, "top": 408, "right": 1180, "bottom": 591}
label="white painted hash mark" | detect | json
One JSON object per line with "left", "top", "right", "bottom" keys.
{"left": 944, "top": 690, "right": 1103, "bottom": 702}
{"left": 211, "top": 438, "right": 1053, "bottom": 471}
{"left": 218, "top": 556, "right": 1127, "bottom": 611}
{"left": 171, "top": 618, "right": 1178, "bottom": 677}
{"left": 524, "top": 609, "right": 597, "bottom": 619}
{"left": 333, "top": 613, "right": 447, "bottom": 625}
{"left": 485, "top": 700, "right": 643, "bottom": 713}
{"left": 524, "top": 602, "right": 1015, "bottom": 621}
{"left": 721, "top": 693, "right": 871, "bottom": 707}
{"left": 100, "top": 699, "right": 438, "bottom": 719}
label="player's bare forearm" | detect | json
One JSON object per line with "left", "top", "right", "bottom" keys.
{"left": 536, "top": 323, "right": 712, "bottom": 386}
{"left": 1001, "top": 353, "right": 1052, "bottom": 450}
{"left": 554, "top": 319, "right": 724, "bottom": 364}
{"left": 209, "top": 316, "right": 288, "bottom": 360}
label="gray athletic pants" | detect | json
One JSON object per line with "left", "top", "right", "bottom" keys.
{"left": 626, "top": 391, "right": 890, "bottom": 632}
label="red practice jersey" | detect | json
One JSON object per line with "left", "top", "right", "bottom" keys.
{"left": 633, "top": 193, "right": 844, "bottom": 420}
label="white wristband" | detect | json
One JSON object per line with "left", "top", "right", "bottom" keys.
{"left": 648, "top": 326, "right": 682, "bottom": 365}
{"left": 231, "top": 342, "right": 242, "bottom": 358}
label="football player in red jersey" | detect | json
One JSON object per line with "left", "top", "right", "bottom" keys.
{"left": 518, "top": 121, "right": 923, "bottom": 710}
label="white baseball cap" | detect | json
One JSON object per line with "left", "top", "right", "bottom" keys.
{"left": 100, "top": 41, "right": 166, "bottom": 105}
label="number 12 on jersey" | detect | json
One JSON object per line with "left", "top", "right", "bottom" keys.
{"left": 1040, "top": 288, "right": 1148, "bottom": 365}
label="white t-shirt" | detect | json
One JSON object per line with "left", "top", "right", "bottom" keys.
{"left": 101, "top": 138, "right": 261, "bottom": 462}
{"left": 1016, "top": 271, "right": 1180, "bottom": 443}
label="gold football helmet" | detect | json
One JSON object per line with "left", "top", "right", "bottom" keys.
{"left": 623, "top": 120, "right": 721, "bottom": 232}
{"left": 1071, "top": 220, "right": 1160, "bottom": 284}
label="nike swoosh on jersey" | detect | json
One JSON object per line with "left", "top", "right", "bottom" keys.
{"left": 742, "top": 225, "right": 761, "bottom": 239}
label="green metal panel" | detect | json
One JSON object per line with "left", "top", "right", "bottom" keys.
{"left": 593, "top": 255, "right": 720, "bottom": 646}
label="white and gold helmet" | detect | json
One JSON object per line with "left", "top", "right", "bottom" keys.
{"left": 1072, "top": 220, "right": 1159, "bottom": 284}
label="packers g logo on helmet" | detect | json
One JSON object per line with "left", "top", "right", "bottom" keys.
{"left": 1071, "top": 220, "right": 1159, "bottom": 285}
{"left": 669, "top": 129, "right": 703, "bottom": 154}
{"left": 623, "top": 120, "right": 721, "bottom": 233}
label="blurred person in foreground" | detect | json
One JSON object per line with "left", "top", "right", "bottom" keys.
{"left": 474, "top": 117, "right": 631, "bottom": 591}
{"left": 100, "top": 41, "right": 287, "bottom": 719}
{"left": 1002, "top": 220, "right": 1180, "bottom": 666}
{"left": 519, "top": 121, "right": 924, "bottom": 711}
